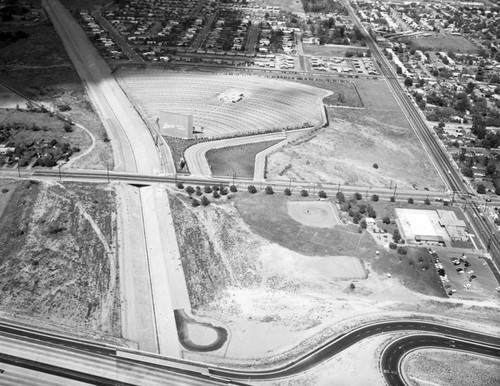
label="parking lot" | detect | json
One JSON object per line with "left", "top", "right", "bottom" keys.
{"left": 432, "top": 249, "right": 499, "bottom": 299}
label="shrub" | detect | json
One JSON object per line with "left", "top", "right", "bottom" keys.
{"left": 367, "top": 207, "right": 377, "bottom": 218}
{"left": 63, "top": 123, "right": 73, "bottom": 132}
{"left": 424, "top": 198, "right": 431, "bottom": 205}
{"left": 371, "top": 194, "right": 379, "bottom": 202}
{"left": 408, "top": 197, "right": 414, "bottom": 204}
{"left": 1, "top": 188, "right": 8, "bottom": 193}
{"left": 48, "top": 225, "right": 66, "bottom": 234}
{"left": 192, "top": 199, "right": 200, "bottom": 207}
{"left": 58, "top": 104, "right": 71, "bottom": 112}
{"left": 201, "top": 196, "right": 210, "bottom": 206}
{"left": 230, "top": 185, "right": 237, "bottom": 192}
{"left": 195, "top": 186, "right": 202, "bottom": 196}
{"left": 353, "top": 212, "right": 362, "bottom": 224}
{"left": 354, "top": 192, "right": 362, "bottom": 200}
{"left": 350, "top": 282, "right": 356, "bottom": 290}
{"left": 390, "top": 196, "right": 396, "bottom": 202}
{"left": 360, "top": 219, "right": 367, "bottom": 229}
{"left": 389, "top": 242, "right": 397, "bottom": 250}
{"left": 176, "top": 182, "right": 184, "bottom": 189}
{"left": 300, "top": 189, "right": 309, "bottom": 197}
{"left": 373, "top": 163, "right": 379, "bottom": 169}
{"left": 382, "top": 216, "right": 391, "bottom": 224}
{"left": 204, "top": 185, "right": 213, "bottom": 194}
{"left": 284, "top": 188, "right": 292, "bottom": 196}
{"left": 220, "top": 187, "right": 228, "bottom": 195}
{"left": 393, "top": 229, "right": 401, "bottom": 243}
{"left": 185, "top": 186, "right": 195, "bottom": 195}
{"left": 265, "top": 186, "right": 274, "bottom": 195}
{"left": 248, "top": 185, "right": 257, "bottom": 194}
{"left": 213, "top": 190, "right": 220, "bottom": 199}
{"left": 212, "top": 185, "right": 220, "bottom": 192}
{"left": 397, "top": 246, "right": 408, "bottom": 255}
{"left": 318, "top": 190, "right": 327, "bottom": 199}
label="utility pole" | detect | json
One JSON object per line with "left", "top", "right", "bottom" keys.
{"left": 232, "top": 170, "right": 235, "bottom": 187}
{"left": 393, "top": 183, "right": 397, "bottom": 199}
{"left": 289, "top": 177, "right": 292, "bottom": 191}
{"left": 337, "top": 182, "right": 340, "bottom": 193}
{"left": 58, "top": 164, "right": 62, "bottom": 181}
{"left": 17, "top": 163, "right": 21, "bottom": 179}
{"left": 107, "top": 165, "right": 110, "bottom": 183}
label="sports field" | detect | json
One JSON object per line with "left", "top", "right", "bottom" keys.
{"left": 287, "top": 201, "right": 340, "bottom": 228}
{"left": 116, "top": 70, "right": 331, "bottom": 138}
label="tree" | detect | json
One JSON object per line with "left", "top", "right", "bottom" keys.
{"left": 353, "top": 212, "right": 362, "bottom": 224}
{"left": 204, "top": 185, "right": 213, "bottom": 194}
{"left": 284, "top": 188, "right": 292, "bottom": 196}
{"left": 248, "top": 185, "right": 257, "bottom": 194}
{"left": 462, "top": 166, "right": 473, "bottom": 178}
{"left": 176, "top": 182, "right": 184, "bottom": 189}
{"left": 201, "top": 196, "right": 210, "bottom": 206}
{"left": 477, "top": 183, "right": 486, "bottom": 194}
{"left": 192, "top": 199, "right": 200, "bottom": 207}
{"left": 407, "top": 197, "right": 414, "bottom": 204}
{"left": 360, "top": 219, "right": 367, "bottom": 229}
{"left": 265, "top": 185, "right": 274, "bottom": 195}
{"left": 367, "top": 207, "right": 377, "bottom": 218}
{"left": 300, "top": 189, "right": 309, "bottom": 197}
{"left": 318, "top": 190, "right": 327, "bottom": 199}
{"left": 396, "top": 66, "right": 403, "bottom": 75}
{"left": 230, "top": 185, "right": 237, "bottom": 192}
{"left": 185, "top": 186, "right": 195, "bottom": 195}
{"left": 424, "top": 198, "right": 431, "bottom": 205}
{"left": 371, "top": 194, "right": 379, "bottom": 202}
{"left": 382, "top": 216, "right": 391, "bottom": 224}
{"left": 336, "top": 191, "right": 345, "bottom": 203}
{"left": 373, "top": 163, "right": 379, "bottom": 169}
{"left": 390, "top": 196, "right": 396, "bottom": 202}
{"left": 389, "top": 242, "right": 397, "bottom": 250}
{"left": 195, "top": 186, "right": 203, "bottom": 196}
{"left": 350, "top": 283, "right": 355, "bottom": 290}
{"left": 397, "top": 246, "right": 407, "bottom": 255}
{"left": 354, "top": 192, "right": 362, "bottom": 200}
{"left": 393, "top": 229, "right": 401, "bottom": 243}
{"left": 213, "top": 190, "right": 221, "bottom": 199}
{"left": 404, "top": 77, "right": 413, "bottom": 87}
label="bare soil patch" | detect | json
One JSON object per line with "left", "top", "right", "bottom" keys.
{"left": 403, "top": 349, "right": 500, "bottom": 386}
{"left": 0, "top": 180, "right": 120, "bottom": 336}
{"left": 287, "top": 200, "right": 339, "bottom": 228}
{"left": 267, "top": 79, "right": 444, "bottom": 190}
{"left": 206, "top": 139, "right": 282, "bottom": 178}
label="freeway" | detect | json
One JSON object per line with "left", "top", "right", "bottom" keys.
{"left": 382, "top": 335, "right": 500, "bottom": 386}
{"left": 341, "top": 0, "right": 500, "bottom": 266}
{"left": 1, "top": 319, "right": 499, "bottom": 385}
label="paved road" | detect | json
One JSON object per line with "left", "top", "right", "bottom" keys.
{"left": 184, "top": 132, "right": 286, "bottom": 177}
{"left": 341, "top": 0, "right": 500, "bottom": 268}
{"left": 1, "top": 320, "right": 498, "bottom": 385}
{"left": 43, "top": 0, "right": 185, "bottom": 357}
{"left": 382, "top": 335, "right": 500, "bottom": 386}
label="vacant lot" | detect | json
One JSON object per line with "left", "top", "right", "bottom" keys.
{"left": 303, "top": 44, "right": 368, "bottom": 57}
{"left": 0, "top": 180, "right": 120, "bottom": 336}
{"left": 59, "top": 0, "right": 111, "bottom": 10}
{"left": 295, "top": 79, "right": 363, "bottom": 108}
{"left": 404, "top": 350, "right": 500, "bottom": 386}
{"left": 256, "top": 0, "right": 305, "bottom": 15}
{"left": 206, "top": 139, "right": 282, "bottom": 178}
{"left": 267, "top": 78, "right": 445, "bottom": 190}
{"left": 406, "top": 34, "right": 478, "bottom": 54}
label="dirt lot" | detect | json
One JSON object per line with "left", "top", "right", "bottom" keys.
{"left": 0, "top": 179, "right": 120, "bottom": 337}
{"left": 403, "top": 350, "right": 500, "bottom": 386}
{"left": 169, "top": 187, "right": 499, "bottom": 367}
{"left": 303, "top": 44, "right": 368, "bottom": 57}
{"left": 266, "top": 78, "right": 445, "bottom": 191}
{"left": 0, "top": 18, "right": 113, "bottom": 170}
{"left": 206, "top": 139, "right": 282, "bottom": 178}
{"left": 255, "top": 0, "right": 305, "bottom": 15}
{"left": 406, "top": 34, "right": 478, "bottom": 54}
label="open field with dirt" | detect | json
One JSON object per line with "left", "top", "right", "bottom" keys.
{"left": 405, "top": 34, "right": 478, "bottom": 54}
{"left": 255, "top": 0, "right": 305, "bottom": 15}
{"left": 169, "top": 186, "right": 500, "bottom": 367}
{"left": 59, "top": 0, "right": 111, "bottom": 10}
{"left": 116, "top": 69, "right": 331, "bottom": 138}
{"left": 295, "top": 79, "right": 363, "bottom": 108}
{"left": 303, "top": 44, "right": 369, "bottom": 57}
{"left": 0, "top": 179, "right": 120, "bottom": 337}
{"left": 403, "top": 350, "right": 500, "bottom": 386}
{"left": 0, "top": 17, "right": 113, "bottom": 170}
{"left": 266, "top": 78, "right": 445, "bottom": 190}
{"left": 206, "top": 139, "right": 282, "bottom": 178}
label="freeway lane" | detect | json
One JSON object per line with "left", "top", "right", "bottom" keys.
{"left": 382, "top": 335, "right": 500, "bottom": 386}
{"left": 208, "top": 321, "right": 500, "bottom": 380}
{"left": 1, "top": 319, "right": 499, "bottom": 385}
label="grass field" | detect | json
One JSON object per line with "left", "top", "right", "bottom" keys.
{"left": 206, "top": 139, "right": 282, "bottom": 178}
{"left": 406, "top": 34, "right": 478, "bottom": 54}
{"left": 303, "top": 44, "right": 368, "bottom": 57}
{"left": 256, "top": 0, "right": 305, "bottom": 15}
{"left": 296, "top": 80, "right": 363, "bottom": 108}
